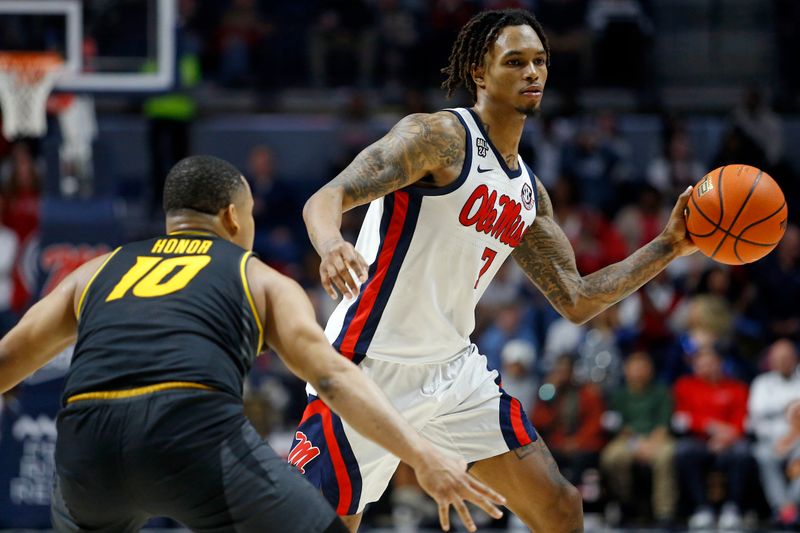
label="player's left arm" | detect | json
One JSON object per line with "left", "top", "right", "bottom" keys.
{"left": 513, "top": 178, "right": 697, "bottom": 324}
{"left": 0, "top": 254, "right": 108, "bottom": 393}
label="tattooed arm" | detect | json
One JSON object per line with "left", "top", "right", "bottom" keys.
{"left": 304, "top": 111, "right": 464, "bottom": 299}
{"left": 514, "top": 178, "right": 697, "bottom": 324}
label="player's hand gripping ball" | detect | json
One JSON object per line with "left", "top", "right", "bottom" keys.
{"left": 685, "top": 164, "right": 788, "bottom": 265}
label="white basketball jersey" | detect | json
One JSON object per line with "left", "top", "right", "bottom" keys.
{"left": 324, "top": 108, "right": 539, "bottom": 364}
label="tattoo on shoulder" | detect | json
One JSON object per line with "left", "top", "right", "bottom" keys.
{"left": 324, "top": 112, "right": 464, "bottom": 205}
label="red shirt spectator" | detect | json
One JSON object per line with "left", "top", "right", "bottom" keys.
{"left": 674, "top": 349, "right": 749, "bottom": 439}
{"left": 531, "top": 355, "right": 607, "bottom": 453}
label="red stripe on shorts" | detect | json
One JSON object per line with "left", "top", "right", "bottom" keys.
{"left": 300, "top": 399, "right": 353, "bottom": 514}
{"left": 509, "top": 397, "right": 533, "bottom": 446}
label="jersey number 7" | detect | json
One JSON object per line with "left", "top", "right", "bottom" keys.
{"left": 474, "top": 247, "right": 497, "bottom": 289}
{"left": 106, "top": 255, "right": 211, "bottom": 301}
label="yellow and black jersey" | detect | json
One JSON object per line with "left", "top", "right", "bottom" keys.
{"left": 63, "top": 231, "right": 263, "bottom": 403}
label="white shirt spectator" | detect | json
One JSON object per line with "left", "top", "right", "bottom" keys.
{"left": 0, "top": 223, "right": 18, "bottom": 311}
{"left": 749, "top": 368, "right": 800, "bottom": 445}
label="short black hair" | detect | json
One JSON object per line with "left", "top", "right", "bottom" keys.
{"left": 441, "top": 9, "right": 550, "bottom": 102}
{"left": 163, "top": 155, "right": 245, "bottom": 215}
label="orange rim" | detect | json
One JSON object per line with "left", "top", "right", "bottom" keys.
{"left": 0, "top": 52, "right": 63, "bottom": 84}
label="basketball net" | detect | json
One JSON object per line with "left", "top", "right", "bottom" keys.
{"left": 0, "top": 52, "right": 64, "bottom": 139}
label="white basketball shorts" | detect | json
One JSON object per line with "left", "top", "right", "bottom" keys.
{"left": 288, "top": 345, "right": 538, "bottom": 514}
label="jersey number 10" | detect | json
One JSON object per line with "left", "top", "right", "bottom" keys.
{"left": 106, "top": 255, "right": 211, "bottom": 301}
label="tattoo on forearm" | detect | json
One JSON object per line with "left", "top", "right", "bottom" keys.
{"left": 514, "top": 179, "right": 675, "bottom": 320}
{"left": 323, "top": 113, "right": 463, "bottom": 205}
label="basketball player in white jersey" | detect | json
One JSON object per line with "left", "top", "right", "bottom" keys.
{"left": 291, "top": 9, "right": 697, "bottom": 532}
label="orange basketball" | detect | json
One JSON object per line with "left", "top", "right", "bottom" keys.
{"left": 685, "top": 164, "right": 788, "bottom": 265}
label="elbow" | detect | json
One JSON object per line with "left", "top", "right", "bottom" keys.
{"left": 302, "top": 195, "right": 316, "bottom": 227}
{"left": 311, "top": 356, "right": 352, "bottom": 402}
{"left": 560, "top": 304, "right": 592, "bottom": 325}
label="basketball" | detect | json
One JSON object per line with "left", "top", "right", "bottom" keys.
{"left": 685, "top": 164, "right": 788, "bottom": 265}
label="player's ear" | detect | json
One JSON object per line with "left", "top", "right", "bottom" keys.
{"left": 221, "top": 203, "right": 241, "bottom": 237}
{"left": 471, "top": 62, "right": 486, "bottom": 90}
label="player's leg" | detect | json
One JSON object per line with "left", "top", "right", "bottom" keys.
{"left": 339, "top": 513, "right": 363, "bottom": 532}
{"left": 470, "top": 440, "right": 584, "bottom": 533}
{"left": 53, "top": 402, "right": 149, "bottom": 533}
{"left": 162, "top": 417, "right": 341, "bottom": 533}
{"left": 123, "top": 390, "right": 339, "bottom": 533}
{"left": 289, "top": 358, "right": 439, "bottom": 531}
{"left": 421, "top": 348, "right": 582, "bottom": 532}
{"left": 51, "top": 475, "right": 148, "bottom": 533}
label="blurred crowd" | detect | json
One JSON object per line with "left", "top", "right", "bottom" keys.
{"left": 3, "top": 86, "right": 800, "bottom": 531}
{"left": 1, "top": 0, "right": 800, "bottom": 531}
{"left": 48, "top": 0, "right": 793, "bottom": 111}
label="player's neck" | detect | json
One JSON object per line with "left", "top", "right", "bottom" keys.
{"left": 471, "top": 101, "right": 526, "bottom": 170}
{"left": 166, "top": 213, "right": 224, "bottom": 239}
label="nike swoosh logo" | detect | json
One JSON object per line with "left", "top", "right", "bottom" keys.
{"left": 477, "top": 166, "right": 493, "bottom": 173}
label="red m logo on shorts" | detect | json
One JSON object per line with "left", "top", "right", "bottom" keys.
{"left": 288, "top": 431, "right": 321, "bottom": 474}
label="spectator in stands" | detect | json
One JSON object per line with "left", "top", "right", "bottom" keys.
{"left": 499, "top": 339, "right": 538, "bottom": 411}
{"left": 586, "top": 0, "right": 652, "bottom": 88}
{"left": 530, "top": 355, "right": 606, "bottom": 489}
{"left": 561, "top": 122, "right": 625, "bottom": 215}
{"left": 144, "top": 30, "right": 200, "bottom": 218}
{"left": 1, "top": 143, "right": 41, "bottom": 313}
{"left": 749, "top": 339, "right": 800, "bottom": 527}
{"left": 748, "top": 224, "right": 800, "bottom": 342}
{"left": 664, "top": 294, "right": 735, "bottom": 382}
{"left": 248, "top": 145, "right": 300, "bottom": 232}
{"left": 426, "top": 0, "right": 480, "bottom": 88}
{"left": 542, "top": 306, "right": 623, "bottom": 391}
{"left": 646, "top": 131, "right": 704, "bottom": 199}
{"left": 0, "top": 200, "right": 18, "bottom": 335}
{"left": 614, "top": 184, "right": 671, "bottom": 254}
{"left": 527, "top": 116, "right": 570, "bottom": 190}
{"left": 247, "top": 145, "right": 302, "bottom": 274}
{"left": 550, "top": 174, "right": 627, "bottom": 274}
{"left": 1, "top": 143, "right": 41, "bottom": 243}
{"left": 774, "top": 0, "right": 800, "bottom": 110}
{"left": 778, "top": 401, "right": 800, "bottom": 525}
{"left": 217, "top": 0, "right": 271, "bottom": 87}
{"left": 478, "top": 299, "right": 537, "bottom": 372}
{"left": 375, "top": 0, "right": 423, "bottom": 91}
{"left": 601, "top": 351, "right": 676, "bottom": 525}
{"left": 536, "top": 0, "right": 589, "bottom": 92}
{"left": 617, "top": 270, "right": 683, "bottom": 356}
{"left": 308, "top": 0, "right": 377, "bottom": 87}
{"left": 731, "top": 87, "right": 783, "bottom": 167}
{"left": 673, "top": 345, "right": 751, "bottom": 530}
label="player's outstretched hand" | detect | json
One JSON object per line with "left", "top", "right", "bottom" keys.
{"left": 319, "top": 238, "right": 369, "bottom": 300}
{"left": 662, "top": 185, "right": 699, "bottom": 257}
{"left": 412, "top": 452, "right": 506, "bottom": 532}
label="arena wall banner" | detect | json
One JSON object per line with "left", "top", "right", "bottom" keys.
{"left": 0, "top": 198, "right": 120, "bottom": 527}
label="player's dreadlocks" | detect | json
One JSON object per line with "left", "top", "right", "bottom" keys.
{"left": 441, "top": 9, "right": 550, "bottom": 102}
{"left": 163, "top": 155, "right": 245, "bottom": 215}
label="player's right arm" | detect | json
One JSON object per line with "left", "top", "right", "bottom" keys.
{"left": 248, "top": 260, "right": 504, "bottom": 532}
{"left": 0, "top": 254, "right": 109, "bottom": 393}
{"left": 303, "top": 111, "right": 464, "bottom": 299}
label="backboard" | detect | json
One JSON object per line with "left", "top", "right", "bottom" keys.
{"left": 0, "top": 0, "right": 176, "bottom": 92}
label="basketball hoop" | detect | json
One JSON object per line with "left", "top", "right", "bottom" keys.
{"left": 0, "top": 52, "right": 64, "bottom": 139}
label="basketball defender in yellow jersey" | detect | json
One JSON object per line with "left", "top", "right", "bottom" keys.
{"left": 0, "top": 155, "right": 503, "bottom": 532}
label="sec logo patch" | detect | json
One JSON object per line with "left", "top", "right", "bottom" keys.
{"left": 521, "top": 182, "right": 534, "bottom": 210}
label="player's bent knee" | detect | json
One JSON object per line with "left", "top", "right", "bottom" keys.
{"left": 552, "top": 483, "right": 584, "bottom": 532}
